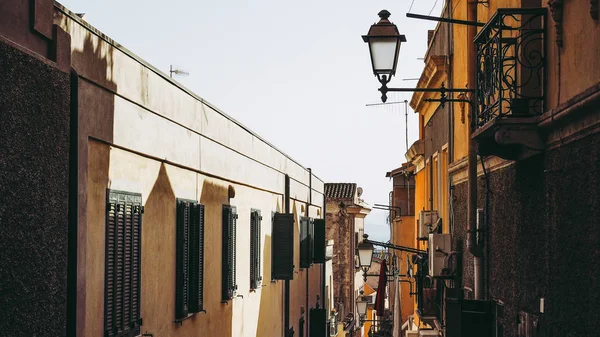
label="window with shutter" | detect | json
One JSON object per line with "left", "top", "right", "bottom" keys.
{"left": 104, "top": 190, "right": 142, "bottom": 337}
{"left": 222, "top": 205, "right": 237, "bottom": 301}
{"left": 175, "top": 199, "right": 205, "bottom": 320}
{"left": 250, "top": 210, "right": 262, "bottom": 290}
{"left": 272, "top": 213, "right": 295, "bottom": 280}
{"left": 312, "top": 219, "right": 326, "bottom": 264}
{"left": 300, "top": 217, "right": 312, "bottom": 269}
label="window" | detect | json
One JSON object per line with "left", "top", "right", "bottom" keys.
{"left": 250, "top": 209, "right": 262, "bottom": 290}
{"left": 272, "top": 212, "right": 295, "bottom": 280}
{"left": 104, "top": 190, "right": 143, "bottom": 337}
{"left": 300, "top": 217, "right": 313, "bottom": 268}
{"left": 175, "top": 199, "right": 205, "bottom": 319}
{"left": 222, "top": 205, "right": 237, "bottom": 301}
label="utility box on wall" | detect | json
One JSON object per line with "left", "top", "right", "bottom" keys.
{"left": 418, "top": 210, "right": 439, "bottom": 240}
{"left": 428, "top": 233, "right": 451, "bottom": 277}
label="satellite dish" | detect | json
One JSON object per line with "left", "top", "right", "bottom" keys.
{"left": 357, "top": 187, "right": 363, "bottom": 197}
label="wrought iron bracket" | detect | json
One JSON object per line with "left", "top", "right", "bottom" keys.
{"left": 363, "top": 235, "right": 427, "bottom": 255}
{"left": 377, "top": 76, "right": 474, "bottom": 103}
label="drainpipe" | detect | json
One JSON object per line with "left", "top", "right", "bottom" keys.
{"left": 284, "top": 175, "right": 291, "bottom": 336}
{"left": 306, "top": 169, "right": 312, "bottom": 337}
{"left": 466, "top": 0, "right": 484, "bottom": 301}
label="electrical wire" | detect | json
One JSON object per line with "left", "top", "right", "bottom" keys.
{"left": 408, "top": 0, "right": 416, "bottom": 13}
{"left": 428, "top": 0, "right": 440, "bottom": 15}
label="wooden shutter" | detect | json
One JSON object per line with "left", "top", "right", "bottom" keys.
{"left": 105, "top": 190, "right": 142, "bottom": 337}
{"left": 312, "top": 219, "right": 325, "bottom": 263}
{"left": 175, "top": 200, "right": 190, "bottom": 319}
{"left": 308, "top": 218, "right": 314, "bottom": 264}
{"left": 250, "top": 210, "right": 262, "bottom": 290}
{"left": 309, "top": 308, "right": 327, "bottom": 337}
{"left": 222, "top": 205, "right": 237, "bottom": 301}
{"left": 189, "top": 203, "right": 205, "bottom": 313}
{"left": 271, "top": 213, "right": 294, "bottom": 280}
{"left": 131, "top": 203, "right": 142, "bottom": 332}
{"left": 300, "top": 217, "right": 310, "bottom": 268}
{"left": 105, "top": 198, "right": 117, "bottom": 336}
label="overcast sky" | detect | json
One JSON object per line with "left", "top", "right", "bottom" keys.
{"left": 58, "top": 0, "right": 443, "bottom": 242}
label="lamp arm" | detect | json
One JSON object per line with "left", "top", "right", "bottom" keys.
{"left": 363, "top": 237, "right": 427, "bottom": 255}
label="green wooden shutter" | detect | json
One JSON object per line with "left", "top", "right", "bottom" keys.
{"left": 175, "top": 200, "right": 190, "bottom": 319}
{"left": 131, "top": 203, "right": 142, "bottom": 332}
{"left": 250, "top": 210, "right": 262, "bottom": 290}
{"left": 222, "top": 205, "right": 237, "bottom": 301}
{"left": 312, "top": 219, "right": 326, "bottom": 263}
{"left": 300, "top": 217, "right": 310, "bottom": 268}
{"left": 104, "top": 198, "right": 117, "bottom": 336}
{"left": 272, "top": 213, "right": 295, "bottom": 280}
{"left": 105, "top": 190, "right": 142, "bottom": 337}
{"left": 189, "top": 203, "right": 204, "bottom": 313}
{"left": 308, "top": 218, "right": 314, "bottom": 264}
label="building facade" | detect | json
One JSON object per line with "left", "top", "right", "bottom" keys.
{"left": 0, "top": 2, "right": 330, "bottom": 337}
{"left": 400, "top": 0, "right": 600, "bottom": 336}
{"left": 325, "top": 183, "right": 371, "bottom": 337}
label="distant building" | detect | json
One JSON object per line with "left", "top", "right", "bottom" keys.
{"left": 325, "top": 183, "right": 371, "bottom": 336}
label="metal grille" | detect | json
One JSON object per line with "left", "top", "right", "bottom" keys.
{"left": 475, "top": 8, "right": 546, "bottom": 127}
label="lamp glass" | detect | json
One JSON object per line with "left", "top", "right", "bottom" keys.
{"left": 357, "top": 243, "right": 374, "bottom": 269}
{"left": 369, "top": 37, "right": 400, "bottom": 75}
{"left": 356, "top": 296, "right": 369, "bottom": 316}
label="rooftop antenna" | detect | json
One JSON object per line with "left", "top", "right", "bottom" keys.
{"left": 169, "top": 65, "right": 189, "bottom": 78}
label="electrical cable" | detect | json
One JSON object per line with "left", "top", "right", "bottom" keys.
{"left": 429, "top": 0, "right": 440, "bottom": 15}
{"left": 408, "top": 0, "right": 416, "bottom": 13}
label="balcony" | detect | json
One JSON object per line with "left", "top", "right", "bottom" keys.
{"left": 473, "top": 8, "right": 547, "bottom": 159}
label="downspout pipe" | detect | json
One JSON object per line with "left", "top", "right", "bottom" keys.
{"left": 284, "top": 175, "right": 291, "bottom": 336}
{"left": 466, "top": 0, "right": 484, "bottom": 301}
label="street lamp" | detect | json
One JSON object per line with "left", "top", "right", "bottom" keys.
{"left": 356, "top": 290, "right": 369, "bottom": 318}
{"left": 357, "top": 236, "right": 374, "bottom": 281}
{"left": 362, "top": 10, "right": 407, "bottom": 85}
{"left": 363, "top": 10, "right": 474, "bottom": 103}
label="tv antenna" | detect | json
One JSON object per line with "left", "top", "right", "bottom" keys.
{"left": 169, "top": 65, "right": 189, "bottom": 78}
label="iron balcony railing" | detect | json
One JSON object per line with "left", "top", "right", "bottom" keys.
{"left": 475, "top": 8, "right": 547, "bottom": 127}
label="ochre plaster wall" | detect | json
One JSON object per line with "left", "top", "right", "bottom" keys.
{"left": 53, "top": 4, "right": 325, "bottom": 336}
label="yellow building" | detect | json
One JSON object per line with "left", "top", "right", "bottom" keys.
{"left": 401, "top": 0, "right": 600, "bottom": 336}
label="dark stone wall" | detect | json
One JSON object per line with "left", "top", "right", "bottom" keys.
{"left": 452, "top": 132, "right": 600, "bottom": 337}
{"left": 0, "top": 40, "right": 70, "bottom": 336}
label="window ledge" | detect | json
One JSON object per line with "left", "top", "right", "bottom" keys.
{"left": 173, "top": 311, "right": 206, "bottom": 326}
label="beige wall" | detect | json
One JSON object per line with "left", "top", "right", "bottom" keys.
{"left": 54, "top": 4, "right": 326, "bottom": 337}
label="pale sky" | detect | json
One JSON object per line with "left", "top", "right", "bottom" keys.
{"left": 58, "top": 0, "right": 443, "bottom": 242}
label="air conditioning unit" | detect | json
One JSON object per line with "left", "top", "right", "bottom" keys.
{"left": 418, "top": 210, "right": 439, "bottom": 240}
{"left": 419, "top": 329, "right": 439, "bottom": 336}
{"left": 428, "top": 233, "right": 451, "bottom": 277}
{"left": 405, "top": 331, "right": 419, "bottom": 337}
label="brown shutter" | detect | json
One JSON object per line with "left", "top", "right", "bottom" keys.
{"left": 312, "top": 219, "right": 325, "bottom": 263}
{"left": 272, "top": 213, "right": 294, "bottom": 280}
{"left": 189, "top": 203, "right": 204, "bottom": 313}
{"left": 175, "top": 200, "right": 190, "bottom": 319}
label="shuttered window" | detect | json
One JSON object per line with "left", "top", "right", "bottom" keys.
{"left": 250, "top": 210, "right": 262, "bottom": 291}
{"left": 272, "top": 213, "right": 295, "bottom": 280}
{"left": 175, "top": 199, "right": 205, "bottom": 319}
{"left": 300, "top": 217, "right": 313, "bottom": 269}
{"left": 222, "top": 205, "right": 238, "bottom": 301}
{"left": 312, "top": 219, "right": 326, "bottom": 264}
{"left": 104, "top": 190, "right": 143, "bottom": 337}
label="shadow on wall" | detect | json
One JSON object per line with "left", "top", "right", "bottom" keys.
{"left": 199, "top": 180, "right": 233, "bottom": 337}
{"left": 69, "top": 27, "right": 118, "bottom": 337}
{"left": 140, "top": 163, "right": 175, "bottom": 337}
